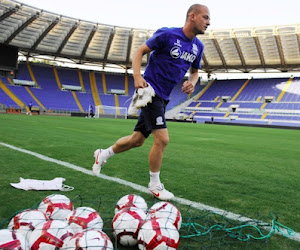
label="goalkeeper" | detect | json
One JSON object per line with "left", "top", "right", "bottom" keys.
{"left": 92, "top": 4, "right": 210, "bottom": 201}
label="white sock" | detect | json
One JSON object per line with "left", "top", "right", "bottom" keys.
{"left": 102, "top": 146, "right": 115, "bottom": 160}
{"left": 149, "top": 171, "right": 161, "bottom": 188}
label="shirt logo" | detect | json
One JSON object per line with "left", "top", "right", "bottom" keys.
{"left": 170, "top": 46, "right": 197, "bottom": 63}
{"left": 156, "top": 116, "right": 164, "bottom": 125}
{"left": 192, "top": 44, "right": 198, "bottom": 55}
{"left": 174, "top": 39, "right": 182, "bottom": 47}
{"left": 180, "top": 52, "right": 196, "bottom": 62}
{"left": 170, "top": 46, "right": 181, "bottom": 58}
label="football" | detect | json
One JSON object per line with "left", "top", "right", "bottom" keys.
{"left": 0, "top": 229, "right": 29, "bottom": 250}
{"left": 138, "top": 218, "right": 180, "bottom": 250}
{"left": 29, "top": 220, "right": 74, "bottom": 249}
{"left": 66, "top": 206, "right": 104, "bottom": 233}
{"left": 37, "top": 194, "right": 73, "bottom": 220}
{"left": 62, "top": 229, "right": 114, "bottom": 249}
{"left": 112, "top": 207, "right": 147, "bottom": 246}
{"left": 147, "top": 201, "right": 182, "bottom": 230}
{"left": 115, "top": 194, "right": 148, "bottom": 214}
{"left": 7, "top": 209, "right": 48, "bottom": 240}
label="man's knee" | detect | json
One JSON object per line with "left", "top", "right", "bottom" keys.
{"left": 133, "top": 138, "right": 144, "bottom": 147}
{"left": 131, "top": 132, "right": 145, "bottom": 147}
{"left": 154, "top": 134, "right": 169, "bottom": 148}
{"left": 160, "top": 136, "right": 169, "bottom": 147}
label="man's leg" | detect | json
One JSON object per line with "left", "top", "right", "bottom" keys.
{"left": 92, "top": 131, "right": 145, "bottom": 175}
{"left": 112, "top": 131, "right": 146, "bottom": 154}
{"left": 149, "top": 128, "right": 169, "bottom": 172}
{"left": 148, "top": 128, "right": 174, "bottom": 200}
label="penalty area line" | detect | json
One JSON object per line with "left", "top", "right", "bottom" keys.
{"left": 1, "top": 141, "right": 299, "bottom": 242}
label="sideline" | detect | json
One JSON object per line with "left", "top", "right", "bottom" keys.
{"left": 1, "top": 141, "right": 299, "bottom": 242}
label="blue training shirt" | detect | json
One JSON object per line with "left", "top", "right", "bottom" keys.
{"left": 144, "top": 27, "right": 204, "bottom": 100}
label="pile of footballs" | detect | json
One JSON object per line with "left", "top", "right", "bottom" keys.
{"left": 0, "top": 193, "right": 182, "bottom": 249}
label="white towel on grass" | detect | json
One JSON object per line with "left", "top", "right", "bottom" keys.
{"left": 10, "top": 177, "right": 74, "bottom": 191}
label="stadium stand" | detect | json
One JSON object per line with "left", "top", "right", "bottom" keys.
{"left": 181, "top": 77, "right": 300, "bottom": 127}
{"left": 0, "top": 78, "right": 18, "bottom": 108}
{"left": 0, "top": 62, "right": 203, "bottom": 113}
{"left": 197, "top": 79, "right": 245, "bottom": 101}
{"left": 234, "top": 78, "right": 287, "bottom": 102}
{"left": 1, "top": 62, "right": 300, "bottom": 128}
{"left": 1, "top": 61, "right": 300, "bottom": 128}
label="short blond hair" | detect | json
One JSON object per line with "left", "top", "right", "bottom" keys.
{"left": 186, "top": 4, "right": 205, "bottom": 20}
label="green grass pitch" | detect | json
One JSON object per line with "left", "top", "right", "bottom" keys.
{"left": 0, "top": 114, "right": 299, "bottom": 249}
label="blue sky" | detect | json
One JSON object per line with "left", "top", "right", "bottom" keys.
{"left": 17, "top": 0, "right": 300, "bottom": 30}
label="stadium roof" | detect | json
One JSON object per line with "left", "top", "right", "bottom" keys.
{"left": 1, "top": 0, "right": 300, "bottom": 74}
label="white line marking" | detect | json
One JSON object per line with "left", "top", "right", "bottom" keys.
{"left": 1, "top": 141, "right": 299, "bottom": 242}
